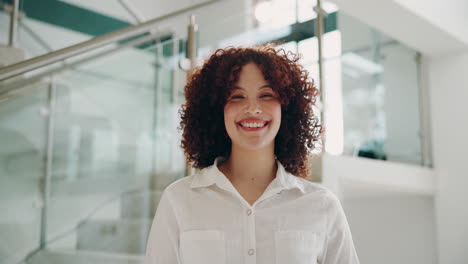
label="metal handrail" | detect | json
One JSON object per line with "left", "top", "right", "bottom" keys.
{"left": 0, "top": 0, "right": 219, "bottom": 81}
{"left": 0, "top": 31, "right": 174, "bottom": 96}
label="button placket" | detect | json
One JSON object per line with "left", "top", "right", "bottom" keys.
{"left": 245, "top": 206, "right": 256, "bottom": 264}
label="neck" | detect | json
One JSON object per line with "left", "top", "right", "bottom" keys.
{"left": 219, "top": 143, "right": 277, "bottom": 187}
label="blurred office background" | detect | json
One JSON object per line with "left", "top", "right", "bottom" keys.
{"left": 0, "top": 0, "right": 467, "bottom": 263}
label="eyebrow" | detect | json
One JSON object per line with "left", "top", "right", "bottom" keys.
{"left": 231, "top": 85, "right": 273, "bottom": 91}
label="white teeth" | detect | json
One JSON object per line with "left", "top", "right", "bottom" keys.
{"left": 240, "top": 122, "right": 266, "bottom": 128}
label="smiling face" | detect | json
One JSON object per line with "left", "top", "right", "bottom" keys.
{"left": 224, "top": 63, "right": 282, "bottom": 152}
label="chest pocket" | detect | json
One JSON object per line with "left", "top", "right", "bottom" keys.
{"left": 275, "top": 230, "right": 319, "bottom": 264}
{"left": 180, "top": 230, "right": 226, "bottom": 264}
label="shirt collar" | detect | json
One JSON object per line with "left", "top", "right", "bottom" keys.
{"left": 190, "top": 157, "right": 305, "bottom": 194}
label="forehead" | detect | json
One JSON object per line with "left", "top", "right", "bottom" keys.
{"left": 232, "top": 63, "right": 269, "bottom": 87}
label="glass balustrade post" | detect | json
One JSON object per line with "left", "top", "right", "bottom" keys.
{"left": 416, "top": 53, "right": 433, "bottom": 167}
{"left": 315, "top": 0, "right": 327, "bottom": 152}
{"left": 313, "top": 0, "right": 327, "bottom": 183}
{"left": 39, "top": 78, "right": 56, "bottom": 250}
{"left": 184, "top": 15, "right": 199, "bottom": 177}
{"left": 8, "top": 0, "right": 19, "bottom": 47}
{"left": 151, "top": 47, "right": 160, "bottom": 185}
{"left": 187, "top": 15, "right": 198, "bottom": 70}
{"left": 171, "top": 35, "right": 179, "bottom": 105}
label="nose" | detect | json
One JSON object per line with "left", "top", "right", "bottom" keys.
{"left": 245, "top": 98, "right": 262, "bottom": 114}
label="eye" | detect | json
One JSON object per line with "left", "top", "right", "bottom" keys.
{"left": 260, "top": 93, "right": 274, "bottom": 98}
{"left": 229, "top": 95, "right": 244, "bottom": 100}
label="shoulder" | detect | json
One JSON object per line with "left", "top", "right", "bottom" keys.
{"left": 160, "top": 166, "right": 214, "bottom": 198}
{"left": 162, "top": 174, "right": 196, "bottom": 197}
{"left": 293, "top": 176, "right": 342, "bottom": 209}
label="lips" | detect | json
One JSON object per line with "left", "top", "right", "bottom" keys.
{"left": 237, "top": 118, "right": 269, "bottom": 131}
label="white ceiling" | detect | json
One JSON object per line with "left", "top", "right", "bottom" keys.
{"left": 59, "top": 0, "right": 209, "bottom": 23}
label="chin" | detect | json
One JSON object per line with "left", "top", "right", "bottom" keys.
{"left": 235, "top": 140, "right": 274, "bottom": 152}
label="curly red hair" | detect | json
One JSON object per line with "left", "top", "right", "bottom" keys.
{"left": 179, "top": 45, "right": 322, "bottom": 178}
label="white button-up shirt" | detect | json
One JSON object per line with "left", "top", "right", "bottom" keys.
{"left": 144, "top": 158, "right": 359, "bottom": 264}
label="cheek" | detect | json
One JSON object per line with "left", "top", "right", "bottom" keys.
{"left": 223, "top": 104, "right": 235, "bottom": 122}
{"left": 223, "top": 104, "right": 238, "bottom": 131}
{"left": 265, "top": 101, "right": 282, "bottom": 121}
{"left": 268, "top": 103, "right": 282, "bottom": 135}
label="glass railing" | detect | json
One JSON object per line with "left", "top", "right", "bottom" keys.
{"left": 339, "top": 12, "right": 423, "bottom": 165}
{"left": 46, "top": 37, "right": 185, "bottom": 245}
{"left": 0, "top": 33, "right": 186, "bottom": 263}
{"left": 0, "top": 84, "right": 46, "bottom": 264}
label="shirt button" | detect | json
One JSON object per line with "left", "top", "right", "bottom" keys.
{"left": 246, "top": 209, "right": 252, "bottom": 215}
{"left": 248, "top": 248, "right": 255, "bottom": 255}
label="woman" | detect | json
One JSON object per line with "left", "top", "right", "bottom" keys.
{"left": 144, "top": 46, "right": 359, "bottom": 264}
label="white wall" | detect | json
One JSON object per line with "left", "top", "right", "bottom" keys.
{"left": 329, "top": 0, "right": 468, "bottom": 263}
{"left": 343, "top": 196, "right": 437, "bottom": 264}
{"left": 393, "top": 0, "right": 468, "bottom": 44}
{"left": 427, "top": 52, "right": 468, "bottom": 264}
{"left": 322, "top": 153, "right": 437, "bottom": 264}
{"left": 330, "top": 0, "right": 467, "bottom": 56}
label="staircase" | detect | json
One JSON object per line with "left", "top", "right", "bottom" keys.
{"left": 28, "top": 190, "right": 164, "bottom": 264}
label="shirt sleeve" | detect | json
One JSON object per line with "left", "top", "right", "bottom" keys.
{"left": 144, "top": 190, "right": 181, "bottom": 264}
{"left": 319, "top": 192, "right": 360, "bottom": 264}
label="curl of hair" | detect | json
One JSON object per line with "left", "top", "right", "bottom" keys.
{"left": 178, "top": 45, "right": 323, "bottom": 178}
